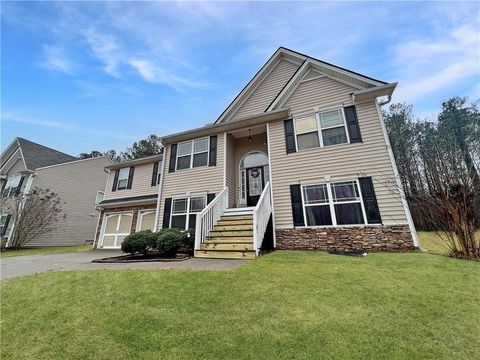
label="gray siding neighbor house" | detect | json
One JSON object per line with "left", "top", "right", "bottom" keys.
{"left": 0, "top": 137, "right": 112, "bottom": 247}
{"left": 95, "top": 47, "right": 419, "bottom": 259}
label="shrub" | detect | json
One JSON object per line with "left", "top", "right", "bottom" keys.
{"left": 155, "top": 228, "right": 186, "bottom": 256}
{"left": 121, "top": 230, "right": 156, "bottom": 255}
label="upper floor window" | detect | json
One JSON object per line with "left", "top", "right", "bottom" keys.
{"left": 176, "top": 138, "right": 209, "bottom": 170}
{"left": 294, "top": 108, "right": 349, "bottom": 151}
{"left": 302, "top": 180, "right": 365, "bottom": 227}
{"left": 2, "top": 175, "right": 23, "bottom": 197}
{"left": 116, "top": 168, "right": 130, "bottom": 190}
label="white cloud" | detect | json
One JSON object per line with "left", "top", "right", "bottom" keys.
{"left": 83, "top": 29, "right": 122, "bottom": 78}
{"left": 40, "top": 45, "right": 75, "bottom": 74}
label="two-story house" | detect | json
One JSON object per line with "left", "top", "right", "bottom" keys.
{"left": 95, "top": 47, "right": 418, "bottom": 258}
{"left": 94, "top": 154, "right": 163, "bottom": 249}
{"left": 0, "top": 137, "right": 111, "bottom": 247}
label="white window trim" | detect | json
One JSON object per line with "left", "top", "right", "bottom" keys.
{"left": 136, "top": 210, "right": 156, "bottom": 232}
{"left": 293, "top": 107, "right": 350, "bottom": 152}
{"left": 156, "top": 161, "right": 163, "bottom": 185}
{"left": 2, "top": 175, "right": 22, "bottom": 197}
{"left": 300, "top": 179, "right": 368, "bottom": 228}
{"left": 176, "top": 137, "right": 210, "bottom": 171}
{"left": 100, "top": 211, "right": 133, "bottom": 249}
{"left": 169, "top": 194, "right": 207, "bottom": 230}
{"left": 116, "top": 167, "right": 130, "bottom": 190}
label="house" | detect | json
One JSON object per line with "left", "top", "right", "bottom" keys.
{"left": 94, "top": 154, "right": 163, "bottom": 249}
{"left": 0, "top": 137, "right": 112, "bottom": 247}
{"left": 95, "top": 47, "right": 418, "bottom": 258}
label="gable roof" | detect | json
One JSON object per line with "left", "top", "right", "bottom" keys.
{"left": 215, "top": 47, "right": 391, "bottom": 124}
{"left": 1, "top": 137, "right": 77, "bottom": 172}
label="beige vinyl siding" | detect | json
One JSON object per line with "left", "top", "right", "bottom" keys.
{"left": 27, "top": 157, "right": 111, "bottom": 246}
{"left": 233, "top": 133, "right": 268, "bottom": 205}
{"left": 104, "top": 162, "right": 158, "bottom": 200}
{"left": 269, "top": 76, "right": 407, "bottom": 228}
{"left": 225, "top": 134, "right": 236, "bottom": 207}
{"left": 158, "top": 135, "right": 225, "bottom": 228}
{"left": 6, "top": 158, "right": 26, "bottom": 175}
{"left": 231, "top": 59, "right": 299, "bottom": 121}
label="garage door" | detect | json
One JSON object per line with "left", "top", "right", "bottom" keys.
{"left": 101, "top": 213, "right": 133, "bottom": 249}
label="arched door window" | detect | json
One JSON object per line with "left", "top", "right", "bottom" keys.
{"left": 239, "top": 151, "right": 269, "bottom": 206}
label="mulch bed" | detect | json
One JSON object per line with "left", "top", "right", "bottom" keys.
{"left": 92, "top": 253, "right": 191, "bottom": 263}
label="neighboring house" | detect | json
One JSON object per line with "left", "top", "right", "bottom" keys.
{"left": 0, "top": 137, "right": 112, "bottom": 247}
{"left": 95, "top": 47, "right": 418, "bottom": 259}
{"left": 94, "top": 155, "right": 162, "bottom": 249}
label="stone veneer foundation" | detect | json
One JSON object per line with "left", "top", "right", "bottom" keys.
{"left": 275, "top": 225, "right": 416, "bottom": 252}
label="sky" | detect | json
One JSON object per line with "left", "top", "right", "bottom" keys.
{"left": 1, "top": 1, "right": 479, "bottom": 156}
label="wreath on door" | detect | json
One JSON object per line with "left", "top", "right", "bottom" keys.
{"left": 250, "top": 167, "right": 260, "bottom": 178}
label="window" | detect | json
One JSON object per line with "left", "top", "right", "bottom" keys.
{"left": 157, "top": 161, "right": 163, "bottom": 184}
{"left": 137, "top": 211, "right": 156, "bottom": 231}
{"left": 176, "top": 138, "right": 209, "bottom": 170}
{"left": 116, "top": 168, "right": 130, "bottom": 190}
{"left": 302, "top": 180, "right": 365, "bottom": 226}
{"left": 95, "top": 191, "right": 105, "bottom": 205}
{"left": 294, "top": 108, "right": 348, "bottom": 150}
{"left": 2, "top": 175, "right": 22, "bottom": 197}
{"left": 170, "top": 196, "right": 206, "bottom": 231}
{"left": 0, "top": 215, "right": 9, "bottom": 236}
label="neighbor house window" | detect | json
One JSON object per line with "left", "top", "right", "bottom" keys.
{"left": 294, "top": 108, "right": 348, "bottom": 150}
{"left": 95, "top": 191, "right": 105, "bottom": 205}
{"left": 302, "top": 180, "right": 365, "bottom": 226}
{"left": 0, "top": 215, "right": 9, "bottom": 236}
{"left": 170, "top": 195, "right": 206, "bottom": 230}
{"left": 157, "top": 161, "right": 163, "bottom": 184}
{"left": 2, "top": 175, "right": 22, "bottom": 197}
{"left": 176, "top": 138, "right": 209, "bottom": 170}
{"left": 116, "top": 168, "right": 129, "bottom": 190}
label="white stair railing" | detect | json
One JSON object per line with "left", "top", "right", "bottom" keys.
{"left": 253, "top": 182, "right": 272, "bottom": 256}
{"left": 195, "top": 187, "right": 229, "bottom": 251}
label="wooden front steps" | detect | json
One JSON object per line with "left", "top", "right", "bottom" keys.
{"left": 195, "top": 208, "right": 256, "bottom": 260}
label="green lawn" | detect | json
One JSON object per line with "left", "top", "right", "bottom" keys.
{"left": 1, "top": 251, "right": 479, "bottom": 359}
{"left": 0, "top": 244, "right": 92, "bottom": 258}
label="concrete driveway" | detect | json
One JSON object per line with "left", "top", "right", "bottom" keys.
{"left": 1, "top": 251, "right": 248, "bottom": 280}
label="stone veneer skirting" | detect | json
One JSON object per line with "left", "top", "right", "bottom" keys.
{"left": 275, "top": 225, "right": 416, "bottom": 252}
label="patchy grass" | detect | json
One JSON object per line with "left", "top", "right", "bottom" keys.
{"left": 418, "top": 230, "right": 480, "bottom": 256}
{"left": 1, "top": 251, "right": 479, "bottom": 359}
{"left": 0, "top": 244, "right": 92, "bottom": 258}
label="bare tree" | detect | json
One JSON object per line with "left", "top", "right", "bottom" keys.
{"left": 2, "top": 187, "right": 65, "bottom": 249}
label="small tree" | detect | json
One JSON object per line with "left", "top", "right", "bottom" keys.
{"left": 3, "top": 187, "right": 65, "bottom": 249}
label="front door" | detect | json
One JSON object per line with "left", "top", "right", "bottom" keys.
{"left": 246, "top": 167, "right": 264, "bottom": 206}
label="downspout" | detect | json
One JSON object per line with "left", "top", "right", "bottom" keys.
{"left": 153, "top": 145, "right": 166, "bottom": 232}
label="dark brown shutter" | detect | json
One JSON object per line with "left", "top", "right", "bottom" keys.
{"left": 127, "top": 167, "right": 135, "bottom": 189}
{"left": 209, "top": 135, "right": 217, "bottom": 166}
{"left": 112, "top": 169, "right": 120, "bottom": 192}
{"left": 344, "top": 106, "right": 362, "bottom": 143}
{"left": 15, "top": 176, "right": 25, "bottom": 196}
{"left": 290, "top": 184, "right": 305, "bottom": 226}
{"left": 207, "top": 193, "right": 215, "bottom": 204}
{"left": 1, "top": 180, "right": 6, "bottom": 196}
{"left": 169, "top": 144, "right": 177, "bottom": 173}
{"left": 1, "top": 214, "right": 11, "bottom": 236}
{"left": 162, "top": 198, "right": 172, "bottom": 229}
{"left": 359, "top": 177, "right": 382, "bottom": 224}
{"left": 151, "top": 162, "right": 159, "bottom": 186}
{"left": 284, "top": 119, "right": 296, "bottom": 154}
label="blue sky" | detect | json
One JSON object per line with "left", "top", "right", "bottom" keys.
{"left": 2, "top": 1, "right": 479, "bottom": 155}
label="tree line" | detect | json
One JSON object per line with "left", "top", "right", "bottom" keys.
{"left": 383, "top": 97, "right": 479, "bottom": 259}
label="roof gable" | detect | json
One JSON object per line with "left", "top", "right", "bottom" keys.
{"left": 215, "top": 47, "right": 390, "bottom": 124}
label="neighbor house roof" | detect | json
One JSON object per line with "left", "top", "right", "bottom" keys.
{"left": 104, "top": 154, "right": 163, "bottom": 171}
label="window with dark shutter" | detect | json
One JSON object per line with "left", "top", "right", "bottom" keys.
{"left": 14, "top": 176, "right": 25, "bottom": 196}
{"left": 151, "top": 162, "right": 159, "bottom": 186}
{"left": 209, "top": 135, "right": 217, "bottom": 166}
{"left": 112, "top": 169, "right": 120, "bottom": 192}
{"left": 207, "top": 193, "right": 216, "bottom": 204}
{"left": 344, "top": 105, "right": 362, "bottom": 143}
{"left": 284, "top": 119, "right": 296, "bottom": 154}
{"left": 127, "top": 167, "right": 135, "bottom": 189}
{"left": 162, "top": 198, "right": 172, "bottom": 229}
{"left": 290, "top": 184, "right": 305, "bottom": 226}
{"left": 1, "top": 214, "right": 11, "bottom": 236}
{"left": 358, "top": 177, "right": 382, "bottom": 224}
{"left": 169, "top": 144, "right": 177, "bottom": 172}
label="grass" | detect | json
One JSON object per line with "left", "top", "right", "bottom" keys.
{"left": 418, "top": 230, "right": 480, "bottom": 256}
{"left": 0, "top": 244, "right": 92, "bottom": 258}
{"left": 1, "top": 251, "right": 479, "bottom": 359}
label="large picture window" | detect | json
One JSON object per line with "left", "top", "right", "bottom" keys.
{"left": 294, "top": 108, "right": 349, "bottom": 150}
{"left": 176, "top": 138, "right": 209, "bottom": 170}
{"left": 302, "top": 180, "right": 365, "bottom": 226}
{"left": 170, "top": 195, "right": 206, "bottom": 231}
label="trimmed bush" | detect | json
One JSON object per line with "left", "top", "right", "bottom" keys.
{"left": 155, "top": 228, "right": 186, "bottom": 256}
{"left": 121, "top": 230, "right": 157, "bottom": 255}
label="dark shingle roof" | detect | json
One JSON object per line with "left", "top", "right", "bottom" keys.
{"left": 17, "top": 138, "right": 77, "bottom": 170}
